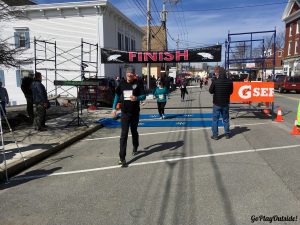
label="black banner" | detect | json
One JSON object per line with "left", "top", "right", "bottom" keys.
{"left": 101, "top": 45, "right": 222, "bottom": 63}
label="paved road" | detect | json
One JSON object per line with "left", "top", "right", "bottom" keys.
{"left": 275, "top": 91, "right": 300, "bottom": 128}
{"left": 1, "top": 85, "right": 300, "bottom": 225}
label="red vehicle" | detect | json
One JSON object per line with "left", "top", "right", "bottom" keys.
{"left": 79, "top": 78, "right": 116, "bottom": 106}
{"left": 274, "top": 75, "right": 300, "bottom": 93}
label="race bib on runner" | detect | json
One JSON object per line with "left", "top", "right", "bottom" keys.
{"left": 159, "top": 94, "right": 165, "bottom": 100}
{"left": 123, "top": 90, "right": 132, "bottom": 101}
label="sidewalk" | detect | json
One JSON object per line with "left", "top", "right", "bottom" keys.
{"left": 0, "top": 106, "right": 113, "bottom": 181}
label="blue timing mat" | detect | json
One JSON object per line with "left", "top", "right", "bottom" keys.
{"left": 97, "top": 118, "right": 121, "bottom": 128}
{"left": 139, "top": 113, "right": 213, "bottom": 119}
{"left": 97, "top": 118, "right": 224, "bottom": 128}
{"left": 137, "top": 120, "right": 223, "bottom": 127}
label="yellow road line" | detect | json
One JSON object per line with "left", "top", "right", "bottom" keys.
{"left": 275, "top": 93, "right": 300, "bottom": 101}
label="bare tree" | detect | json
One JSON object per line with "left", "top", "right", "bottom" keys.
{"left": 0, "top": 1, "right": 26, "bottom": 67}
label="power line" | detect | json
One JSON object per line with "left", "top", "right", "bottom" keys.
{"left": 152, "top": 1, "right": 296, "bottom": 13}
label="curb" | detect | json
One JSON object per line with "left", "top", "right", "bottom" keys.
{"left": 0, "top": 123, "right": 104, "bottom": 182}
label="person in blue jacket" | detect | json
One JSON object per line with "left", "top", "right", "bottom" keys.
{"left": 154, "top": 81, "right": 169, "bottom": 119}
{"left": 112, "top": 67, "right": 146, "bottom": 167}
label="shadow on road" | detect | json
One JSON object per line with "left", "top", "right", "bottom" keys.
{"left": 0, "top": 167, "right": 62, "bottom": 189}
{"left": 127, "top": 141, "right": 184, "bottom": 165}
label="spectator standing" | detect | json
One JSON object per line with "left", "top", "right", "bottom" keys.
{"left": 209, "top": 71, "right": 233, "bottom": 140}
{"left": 31, "top": 72, "right": 49, "bottom": 132}
{"left": 21, "top": 75, "right": 34, "bottom": 123}
{"left": 0, "top": 82, "right": 9, "bottom": 116}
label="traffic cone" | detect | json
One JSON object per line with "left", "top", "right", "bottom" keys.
{"left": 275, "top": 107, "right": 284, "bottom": 122}
{"left": 290, "top": 116, "right": 300, "bottom": 135}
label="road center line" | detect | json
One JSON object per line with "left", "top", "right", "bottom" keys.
{"left": 10, "top": 143, "right": 300, "bottom": 182}
{"left": 83, "top": 122, "right": 270, "bottom": 142}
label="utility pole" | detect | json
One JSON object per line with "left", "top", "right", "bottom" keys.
{"left": 161, "top": 2, "right": 168, "bottom": 80}
{"left": 147, "top": 0, "right": 151, "bottom": 90}
{"left": 176, "top": 35, "right": 179, "bottom": 73}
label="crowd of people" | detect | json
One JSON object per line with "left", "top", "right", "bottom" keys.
{"left": 111, "top": 68, "right": 234, "bottom": 167}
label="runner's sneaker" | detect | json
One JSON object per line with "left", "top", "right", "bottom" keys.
{"left": 118, "top": 159, "right": 127, "bottom": 167}
{"left": 132, "top": 148, "right": 138, "bottom": 156}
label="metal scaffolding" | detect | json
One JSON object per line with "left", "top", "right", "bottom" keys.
{"left": 34, "top": 38, "right": 98, "bottom": 98}
{"left": 225, "top": 30, "right": 276, "bottom": 81}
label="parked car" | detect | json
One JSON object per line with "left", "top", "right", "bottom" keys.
{"left": 267, "top": 73, "right": 285, "bottom": 82}
{"left": 79, "top": 78, "right": 116, "bottom": 106}
{"left": 274, "top": 75, "right": 300, "bottom": 93}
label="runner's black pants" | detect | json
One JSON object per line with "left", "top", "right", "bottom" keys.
{"left": 181, "top": 89, "right": 186, "bottom": 100}
{"left": 120, "top": 111, "right": 139, "bottom": 160}
{"left": 157, "top": 102, "right": 166, "bottom": 116}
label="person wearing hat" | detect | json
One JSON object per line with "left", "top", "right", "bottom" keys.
{"left": 112, "top": 67, "right": 146, "bottom": 167}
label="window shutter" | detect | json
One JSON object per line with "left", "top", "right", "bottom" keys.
{"left": 14, "top": 32, "right": 20, "bottom": 48}
{"left": 25, "top": 31, "right": 30, "bottom": 48}
{"left": 16, "top": 70, "right": 21, "bottom": 87}
{"left": 0, "top": 70, "right": 5, "bottom": 86}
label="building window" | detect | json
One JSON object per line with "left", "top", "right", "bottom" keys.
{"left": 118, "top": 32, "right": 122, "bottom": 50}
{"left": 131, "top": 39, "right": 136, "bottom": 51}
{"left": 118, "top": 32, "right": 124, "bottom": 50}
{"left": 288, "top": 42, "right": 292, "bottom": 55}
{"left": 16, "top": 70, "right": 33, "bottom": 87}
{"left": 14, "top": 29, "right": 30, "bottom": 48}
{"left": 297, "top": 21, "right": 300, "bottom": 34}
{"left": 278, "top": 51, "right": 282, "bottom": 57}
{"left": 295, "top": 41, "right": 299, "bottom": 55}
{"left": 289, "top": 24, "right": 293, "bottom": 36}
{"left": 0, "top": 70, "right": 5, "bottom": 86}
{"left": 125, "top": 36, "right": 129, "bottom": 51}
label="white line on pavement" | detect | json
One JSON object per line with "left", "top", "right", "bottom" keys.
{"left": 83, "top": 122, "right": 270, "bottom": 142}
{"left": 11, "top": 142, "right": 300, "bottom": 182}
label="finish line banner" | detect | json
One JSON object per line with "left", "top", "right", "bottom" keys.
{"left": 101, "top": 45, "right": 222, "bottom": 63}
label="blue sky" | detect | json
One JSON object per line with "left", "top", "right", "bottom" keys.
{"left": 36, "top": 0, "right": 288, "bottom": 50}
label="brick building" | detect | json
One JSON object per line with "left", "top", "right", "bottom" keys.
{"left": 141, "top": 26, "right": 167, "bottom": 79}
{"left": 264, "top": 45, "right": 284, "bottom": 76}
{"left": 282, "top": 0, "right": 300, "bottom": 76}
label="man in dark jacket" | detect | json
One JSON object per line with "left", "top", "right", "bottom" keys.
{"left": 209, "top": 71, "right": 233, "bottom": 140}
{"left": 0, "top": 82, "right": 9, "bottom": 116}
{"left": 21, "top": 74, "right": 34, "bottom": 123}
{"left": 112, "top": 67, "right": 146, "bottom": 167}
{"left": 31, "top": 72, "right": 49, "bottom": 131}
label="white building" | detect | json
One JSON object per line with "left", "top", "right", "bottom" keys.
{"left": 0, "top": 0, "right": 144, "bottom": 105}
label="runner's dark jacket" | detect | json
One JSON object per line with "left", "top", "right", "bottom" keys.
{"left": 209, "top": 74, "right": 233, "bottom": 107}
{"left": 112, "top": 78, "right": 146, "bottom": 114}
